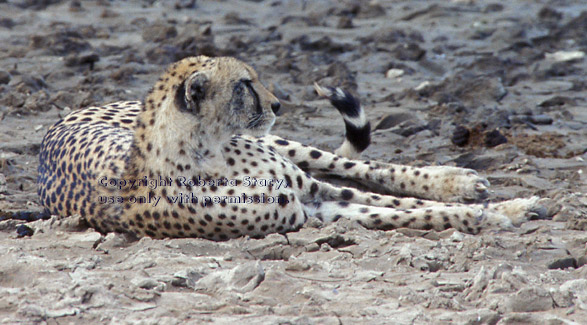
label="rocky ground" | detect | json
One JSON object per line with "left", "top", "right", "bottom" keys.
{"left": 0, "top": 0, "right": 586, "bottom": 324}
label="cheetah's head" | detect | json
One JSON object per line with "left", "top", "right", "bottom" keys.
{"left": 148, "top": 56, "right": 280, "bottom": 138}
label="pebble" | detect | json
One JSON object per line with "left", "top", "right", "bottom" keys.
{"left": 545, "top": 50, "right": 585, "bottom": 62}
{"left": 414, "top": 81, "right": 430, "bottom": 91}
{"left": 385, "top": 68, "right": 404, "bottom": 79}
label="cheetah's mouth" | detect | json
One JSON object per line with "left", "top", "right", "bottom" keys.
{"left": 246, "top": 113, "right": 274, "bottom": 135}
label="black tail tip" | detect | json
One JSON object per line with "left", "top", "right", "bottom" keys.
{"left": 314, "top": 83, "right": 360, "bottom": 117}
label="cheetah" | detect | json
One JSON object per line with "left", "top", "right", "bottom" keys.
{"left": 38, "top": 56, "right": 544, "bottom": 240}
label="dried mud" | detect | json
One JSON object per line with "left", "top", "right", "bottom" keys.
{"left": 0, "top": 1, "right": 586, "bottom": 324}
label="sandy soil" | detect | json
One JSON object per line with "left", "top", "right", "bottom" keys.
{"left": 0, "top": 0, "right": 586, "bottom": 323}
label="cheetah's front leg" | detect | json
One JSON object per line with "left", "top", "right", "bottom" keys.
{"left": 258, "top": 134, "right": 490, "bottom": 203}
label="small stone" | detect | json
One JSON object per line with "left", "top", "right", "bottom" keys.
{"left": 414, "top": 81, "right": 430, "bottom": 91}
{"left": 385, "top": 68, "right": 404, "bottom": 79}
{"left": 545, "top": 50, "right": 585, "bottom": 62}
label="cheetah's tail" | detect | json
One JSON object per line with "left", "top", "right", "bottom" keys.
{"left": 314, "top": 83, "right": 371, "bottom": 159}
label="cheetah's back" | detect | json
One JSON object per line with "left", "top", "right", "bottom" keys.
{"left": 38, "top": 101, "right": 142, "bottom": 219}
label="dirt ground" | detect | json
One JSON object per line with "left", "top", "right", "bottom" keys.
{"left": 0, "top": 0, "right": 586, "bottom": 324}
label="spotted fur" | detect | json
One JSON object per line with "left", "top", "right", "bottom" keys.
{"left": 38, "top": 56, "right": 543, "bottom": 240}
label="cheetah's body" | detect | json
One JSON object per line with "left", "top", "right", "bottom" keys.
{"left": 39, "top": 56, "right": 543, "bottom": 240}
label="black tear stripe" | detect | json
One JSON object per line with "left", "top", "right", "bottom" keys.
{"left": 230, "top": 81, "right": 246, "bottom": 111}
{"left": 344, "top": 121, "right": 371, "bottom": 153}
{"left": 243, "top": 80, "right": 262, "bottom": 115}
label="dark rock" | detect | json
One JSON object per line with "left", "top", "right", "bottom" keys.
{"left": 64, "top": 53, "right": 100, "bottom": 69}
{"left": 483, "top": 3, "right": 504, "bottom": 13}
{"left": 374, "top": 113, "right": 415, "bottom": 131}
{"left": 0, "top": 71, "right": 10, "bottom": 85}
{"left": 295, "top": 35, "right": 351, "bottom": 53}
{"left": 359, "top": 28, "right": 424, "bottom": 45}
{"left": 484, "top": 129, "right": 507, "bottom": 147}
{"left": 16, "top": 224, "right": 34, "bottom": 237}
{"left": 453, "top": 152, "right": 501, "bottom": 171}
{"left": 0, "top": 17, "right": 16, "bottom": 29}
{"left": 538, "top": 6, "right": 562, "bottom": 22}
{"left": 539, "top": 96, "right": 577, "bottom": 107}
{"left": 69, "top": 0, "right": 82, "bottom": 12}
{"left": 174, "top": 0, "right": 196, "bottom": 10}
{"left": 392, "top": 42, "right": 425, "bottom": 61}
{"left": 14, "top": 0, "right": 62, "bottom": 10}
{"left": 452, "top": 125, "right": 470, "bottom": 146}
{"left": 392, "top": 123, "right": 427, "bottom": 137}
{"left": 30, "top": 29, "right": 91, "bottom": 55}
{"left": 224, "top": 12, "right": 252, "bottom": 25}
{"left": 548, "top": 257, "right": 578, "bottom": 270}
{"left": 145, "top": 25, "right": 218, "bottom": 65}
{"left": 539, "top": 62, "right": 582, "bottom": 79}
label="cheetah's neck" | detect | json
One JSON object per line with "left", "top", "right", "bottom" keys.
{"left": 126, "top": 98, "right": 231, "bottom": 181}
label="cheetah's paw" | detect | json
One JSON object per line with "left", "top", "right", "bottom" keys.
{"left": 487, "top": 196, "right": 546, "bottom": 227}
{"left": 423, "top": 166, "right": 490, "bottom": 203}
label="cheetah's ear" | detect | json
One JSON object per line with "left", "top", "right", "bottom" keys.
{"left": 175, "top": 72, "right": 209, "bottom": 114}
{"left": 188, "top": 72, "right": 208, "bottom": 104}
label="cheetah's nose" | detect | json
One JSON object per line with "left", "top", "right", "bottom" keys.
{"left": 271, "top": 102, "right": 281, "bottom": 114}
